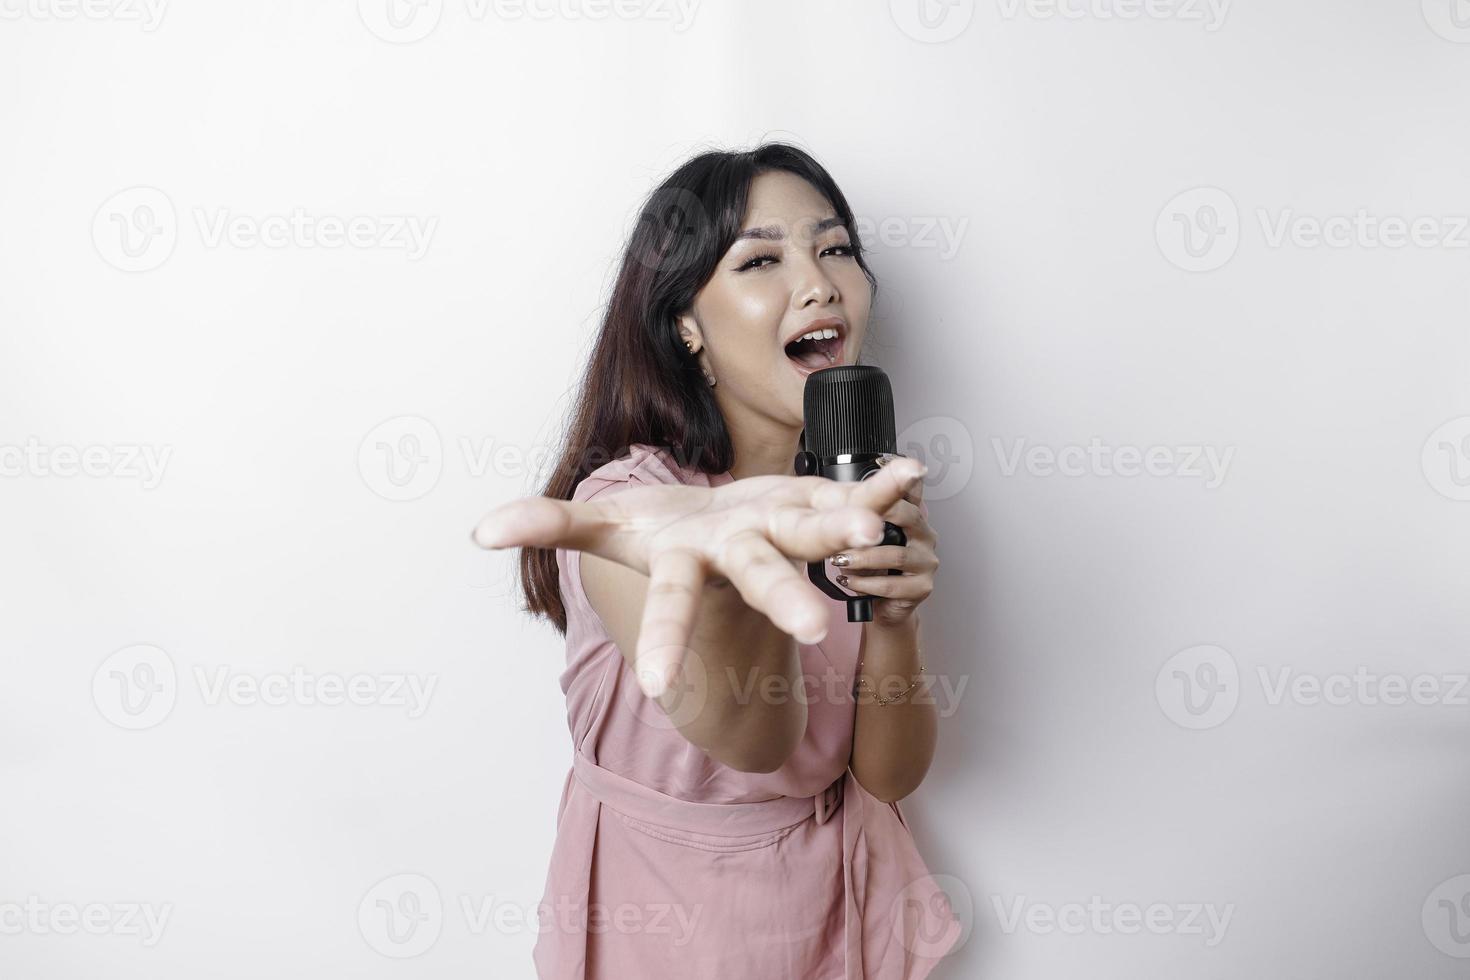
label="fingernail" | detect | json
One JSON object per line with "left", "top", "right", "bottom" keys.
{"left": 831, "top": 553, "right": 851, "bottom": 567}
{"left": 836, "top": 574, "right": 850, "bottom": 587}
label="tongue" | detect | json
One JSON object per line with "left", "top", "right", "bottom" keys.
{"left": 786, "top": 337, "right": 834, "bottom": 369}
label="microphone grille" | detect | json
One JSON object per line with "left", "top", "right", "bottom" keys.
{"left": 803, "top": 365, "right": 897, "bottom": 460}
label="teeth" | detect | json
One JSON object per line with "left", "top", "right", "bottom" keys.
{"left": 794, "top": 327, "right": 839, "bottom": 343}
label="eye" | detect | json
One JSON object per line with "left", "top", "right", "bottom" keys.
{"left": 737, "top": 253, "right": 779, "bottom": 271}
{"left": 737, "top": 243, "right": 855, "bottom": 272}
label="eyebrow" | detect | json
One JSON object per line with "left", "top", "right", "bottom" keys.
{"left": 735, "top": 215, "right": 847, "bottom": 242}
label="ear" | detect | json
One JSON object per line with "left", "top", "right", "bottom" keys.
{"left": 676, "top": 312, "right": 704, "bottom": 352}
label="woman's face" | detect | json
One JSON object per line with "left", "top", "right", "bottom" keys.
{"left": 678, "top": 170, "right": 871, "bottom": 432}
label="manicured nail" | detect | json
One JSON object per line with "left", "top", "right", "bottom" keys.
{"left": 831, "top": 553, "right": 851, "bottom": 567}
{"left": 836, "top": 574, "right": 850, "bottom": 587}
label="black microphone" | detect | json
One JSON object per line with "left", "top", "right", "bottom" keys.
{"left": 793, "top": 364, "right": 907, "bottom": 623}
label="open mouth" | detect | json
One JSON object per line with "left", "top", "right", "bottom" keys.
{"left": 783, "top": 327, "right": 845, "bottom": 375}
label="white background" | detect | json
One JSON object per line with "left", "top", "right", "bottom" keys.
{"left": 2, "top": 0, "right": 1469, "bottom": 976}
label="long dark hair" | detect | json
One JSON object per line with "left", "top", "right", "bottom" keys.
{"left": 517, "top": 141, "right": 879, "bottom": 634}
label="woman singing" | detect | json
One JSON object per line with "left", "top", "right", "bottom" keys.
{"left": 472, "top": 142, "right": 961, "bottom": 979}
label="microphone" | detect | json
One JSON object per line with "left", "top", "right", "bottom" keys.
{"left": 793, "top": 364, "right": 908, "bottom": 623}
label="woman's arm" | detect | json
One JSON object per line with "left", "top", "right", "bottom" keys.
{"left": 825, "top": 465, "right": 942, "bottom": 802}
{"left": 473, "top": 458, "right": 931, "bottom": 774}
{"left": 849, "top": 614, "right": 937, "bottom": 802}
{"left": 582, "top": 552, "right": 806, "bottom": 774}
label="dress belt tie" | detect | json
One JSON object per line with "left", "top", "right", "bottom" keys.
{"left": 571, "top": 750, "right": 846, "bottom": 835}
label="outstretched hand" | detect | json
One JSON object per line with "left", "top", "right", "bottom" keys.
{"left": 471, "top": 457, "right": 928, "bottom": 697}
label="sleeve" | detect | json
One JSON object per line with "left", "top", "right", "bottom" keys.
{"left": 556, "top": 444, "right": 684, "bottom": 634}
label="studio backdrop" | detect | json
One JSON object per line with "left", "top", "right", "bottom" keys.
{"left": 2, "top": 1, "right": 1468, "bottom": 977}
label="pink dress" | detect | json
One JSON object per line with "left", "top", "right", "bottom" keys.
{"left": 533, "top": 443, "right": 962, "bottom": 979}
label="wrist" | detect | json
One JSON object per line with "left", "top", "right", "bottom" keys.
{"left": 867, "top": 609, "right": 920, "bottom": 636}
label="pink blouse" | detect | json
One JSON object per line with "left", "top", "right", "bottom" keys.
{"left": 532, "top": 443, "right": 961, "bottom": 979}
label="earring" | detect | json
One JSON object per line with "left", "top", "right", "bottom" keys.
{"left": 684, "top": 340, "right": 694, "bottom": 354}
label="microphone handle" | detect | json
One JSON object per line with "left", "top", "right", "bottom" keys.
{"left": 800, "top": 455, "right": 909, "bottom": 623}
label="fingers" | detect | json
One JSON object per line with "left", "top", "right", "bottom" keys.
{"left": 836, "top": 571, "right": 927, "bottom": 600}
{"left": 764, "top": 503, "right": 889, "bottom": 561}
{"left": 829, "top": 457, "right": 928, "bottom": 517}
{"left": 878, "top": 454, "right": 925, "bottom": 506}
{"left": 830, "top": 545, "right": 916, "bottom": 573}
{"left": 877, "top": 498, "right": 924, "bottom": 533}
{"left": 831, "top": 539, "right": 937, "bottom": 583}
{"left": 634, "top": 548, "right": 706, "bottom": 699}
{"left": 716, "top": 529, "right": 830, "bottom": 646}
{"left": 471, "top": 496, "right": 610, "bottom": 553}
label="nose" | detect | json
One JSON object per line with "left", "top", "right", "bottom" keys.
{"left": 790, "top": 252, "right": 840, "bottom": 311}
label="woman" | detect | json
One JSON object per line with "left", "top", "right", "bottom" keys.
{"left": 472, "top": 142, "right": 961, "bottom": 978}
